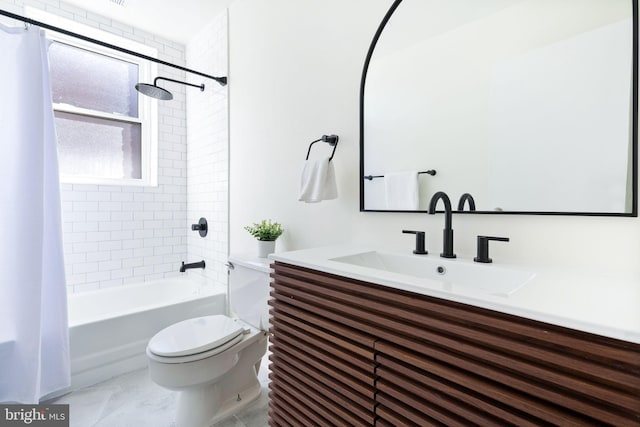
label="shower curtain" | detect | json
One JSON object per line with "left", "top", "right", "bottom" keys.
{"left": 0, "top": 23, "right": 70, "bottom": 403}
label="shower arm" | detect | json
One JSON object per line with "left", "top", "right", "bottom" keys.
{"left": 154, "top": 77, "right": 205, "bottom": 91}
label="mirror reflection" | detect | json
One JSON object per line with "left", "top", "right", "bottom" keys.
{"left": 361, "top": 0, "right": 637, "bottom": 215}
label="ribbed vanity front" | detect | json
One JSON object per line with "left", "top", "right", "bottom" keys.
{"left": 268, "top": 262, "right": 640, "bottom": 426}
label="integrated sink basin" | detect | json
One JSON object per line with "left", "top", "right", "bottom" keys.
{"left": 330, "top": 251, "right": 535, "bottom": 297}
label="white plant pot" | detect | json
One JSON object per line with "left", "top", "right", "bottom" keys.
{"left": 257, "top": 240, "right": 276, "bottom": 258}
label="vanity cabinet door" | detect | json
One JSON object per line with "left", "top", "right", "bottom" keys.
{"left": 268, "top": 262, "right": 378, "bottom": 427}
{"left": 368, "top": 289, "right": 640, "bottom": 426}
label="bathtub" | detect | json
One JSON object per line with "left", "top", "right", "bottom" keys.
{"left": 67, "top": 278, "right": 226, "bottom": 392}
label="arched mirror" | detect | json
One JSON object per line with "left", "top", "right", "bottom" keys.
{"left": 360, "top": 0, "right": 638, "bottom": 215}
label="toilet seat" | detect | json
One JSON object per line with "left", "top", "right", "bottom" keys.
{"left": 148, "top": 315, "right": 245, "bottom": 361}
{"left": 147, "top": 333, "right": 245, "bottom": 364}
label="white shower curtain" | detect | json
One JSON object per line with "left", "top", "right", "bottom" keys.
{"left": 0, "top": 23, "right": 70, "bottom": 403}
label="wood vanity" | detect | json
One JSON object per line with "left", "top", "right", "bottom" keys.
{"left": 268, "top": 262, "right": 640, "bottom": 426}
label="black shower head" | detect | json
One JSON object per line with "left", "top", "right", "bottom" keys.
{"left": 135, "top": 82, "right": 173, "bottom": 100}
{"left": 135, "top": 76, "right": 209, "bottom": 100}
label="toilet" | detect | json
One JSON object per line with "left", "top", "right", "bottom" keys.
{"left": 146, "top": 256, "right": 270, "bottom": 427}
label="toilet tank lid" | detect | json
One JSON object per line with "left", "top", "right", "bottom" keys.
{"left": 148, "top": 315, "right": 244, "bottom": 357}
{"left": 228, "top": 254, "right": 271, "bottom": 273}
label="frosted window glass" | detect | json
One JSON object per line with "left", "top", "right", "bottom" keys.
{"left": 55, "top": 112, "right": 142, "bottom": 179}
{"left": 49, "top": 42, "right": 139, "bottom": 117}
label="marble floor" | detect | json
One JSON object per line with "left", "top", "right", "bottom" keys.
{"left": 51, "top": 355, "right": 271, "bottom": 427}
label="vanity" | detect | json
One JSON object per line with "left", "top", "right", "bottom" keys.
{"left": 267, "top": 247, "right": 640, "bottom": 426}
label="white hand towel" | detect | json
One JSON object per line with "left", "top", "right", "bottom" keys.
{"left": 384, "top": 171, "right": 419, "bottom": 210}
{"left": 298, "top": 157, "right": 338, "bottom": 203}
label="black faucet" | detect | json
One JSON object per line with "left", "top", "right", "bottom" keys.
{"left": 457, "top": 193, "right": 476, "bottom": 211}
{"left": 428, "top": 192, "right": 456, "bottom": 258}
{"left": 180, "top": 260, "right": 206, "bottom": 272}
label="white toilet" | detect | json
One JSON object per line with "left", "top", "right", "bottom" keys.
{"left": 146, "top": 256, "right": 270, "bottom": 427}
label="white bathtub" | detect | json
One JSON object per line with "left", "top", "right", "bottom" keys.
{"left": 67, "top": 278, "right": 226, "bottom": 392}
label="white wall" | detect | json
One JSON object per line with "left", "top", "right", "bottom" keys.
{"left": 0, "top": 0, "right": 189, "bottom": 293}
{"left": 186, "top": 12, "right": 229, "bottom": 287}
{"left": 228, "top": 0, "right": 640, "bottom": 280}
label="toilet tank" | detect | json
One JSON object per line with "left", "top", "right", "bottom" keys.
{"left": 227, "top": 255, "right": 271, "bottom": 330}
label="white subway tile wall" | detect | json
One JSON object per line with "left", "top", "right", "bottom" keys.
{"left": 0, "top": 0, "right": 225, "bottom": 293}
{"left": 186, "top": 12, "right": 229, "bottom": 287}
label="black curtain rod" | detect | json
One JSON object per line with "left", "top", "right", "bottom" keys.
{"left": 0, "top": 8, "right": 227, "bottom": 83}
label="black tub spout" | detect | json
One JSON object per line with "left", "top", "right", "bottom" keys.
{"left": 180, "top": 260, "right": 205, "bottom": 272}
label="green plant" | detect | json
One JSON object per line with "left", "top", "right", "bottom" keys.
{"left": 244, "top": 219, "right": 284, "bottom": 241}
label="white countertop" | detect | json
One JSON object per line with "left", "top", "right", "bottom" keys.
{"left": 229, "top": 254, "right": 272, "bottom": 274}
{"left": 270, "top": 245, "right": 640, "bottom": 344}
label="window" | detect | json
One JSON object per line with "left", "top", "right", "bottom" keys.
{"left": 27, "top": 8, "right": 158, "bottom": 186}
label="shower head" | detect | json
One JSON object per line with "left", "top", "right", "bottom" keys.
{"left": 135, "top": 76, "right": 215, "bottom": 100}
{"left": 135, "top": 82, "right": 173, "bottom": 100}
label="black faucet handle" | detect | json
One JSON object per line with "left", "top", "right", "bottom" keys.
{"left": 474, "top": 236, "right": 510, "bottom": 263}
{"left": 402, "top": 230, "right": 428, "bottom": 255}
{"left": 191, "top": 217, "right": 208, "bottom": 237}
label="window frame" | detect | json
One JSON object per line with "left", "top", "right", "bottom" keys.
{"left": 26, "top": 7, "right": 158, "bottom": 187}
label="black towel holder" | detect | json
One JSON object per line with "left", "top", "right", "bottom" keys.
{"left": 306, "top": 134, "right": 339, "bottom": 161}
{"left": 363, "top": 170, "right": 437, "bottom": 180}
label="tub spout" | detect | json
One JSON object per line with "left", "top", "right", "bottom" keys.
{"left": 180, "top": 260, "right": 205, "bottom": 272}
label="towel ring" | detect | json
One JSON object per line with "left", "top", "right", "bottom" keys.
{"left": 306, "top": 134, "right": 339, "bottom": 161}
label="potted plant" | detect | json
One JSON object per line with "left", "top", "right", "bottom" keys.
{"left": 244, "top": 219, "right": 284, "bottom": 258}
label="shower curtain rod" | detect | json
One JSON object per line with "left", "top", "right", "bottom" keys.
{"left": 0, "top": 9, "right": 226, "bottom": 82}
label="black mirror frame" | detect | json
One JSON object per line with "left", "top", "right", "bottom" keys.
{"left": 359, "top": 0, "right": 639, "bottom": 217}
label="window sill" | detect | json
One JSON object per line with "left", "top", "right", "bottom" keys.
{"left": 60, "top": 175, "right": 157, "bottom": 187}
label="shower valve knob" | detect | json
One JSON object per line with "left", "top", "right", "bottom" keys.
{"left": 191, "top": 217, "right": 208, "bottom": 237}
